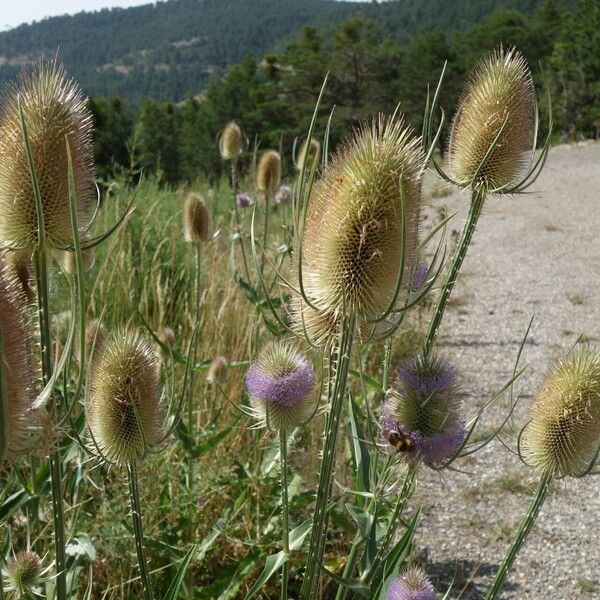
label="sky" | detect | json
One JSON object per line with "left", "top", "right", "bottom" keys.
{"left": 0, "top": 0, "right": 370, "bottom": 31}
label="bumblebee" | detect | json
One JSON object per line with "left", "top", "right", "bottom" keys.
{"left": 386, "top": 430, "right": 414, "bottom": 453}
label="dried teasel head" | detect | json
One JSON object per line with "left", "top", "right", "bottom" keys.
{"left": 207, "top": 356, "right": 228, "bottom": 385}
{"left": 448, "top": 46, "right": 535, "bottom": 192}
{"left": 86, "top": 329, "right": 163, "bottom": 465}
{"left": 60, "top": 247, "right": 95, "bottom": 275}
{"left": 0, "top": 255, "right": 41, "bottom": 460}
{"left": 300, "top": 114, "right": 421, "bottom": 322}
{"left": 386, "top": 565, "right": 436, "bottom": 600}
{"left": 183, "top": 192, "right": 211, "bottom": 243}
{"left": 0, "top": 60, "right": 94, "bottom": 249}
{"left": 523, "top": 350, "right": 600, "bottom": 478}
{"left": 246, "top": 342, "right": 316, "bottom": 430}
{"left": 296, "top": 137, "right": 321, "bottom": 172}
{"left": 219, "top": 120, "right": 244, "bottom": 160}
{"left": 256, "top": 150, "right": 281, "bottom": 194}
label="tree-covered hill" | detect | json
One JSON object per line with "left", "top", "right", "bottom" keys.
{"left": 0, "top": 0, "right": 567, "bottom": 106}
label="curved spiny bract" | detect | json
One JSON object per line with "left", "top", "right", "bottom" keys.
{"left": 256, "top": 150, "right": 282, "bottom": 194}
{"left": 86, "top": 329, "right": 163, "bottom": 465}
{"left": 0, "top": 255, "right": 40, "bottom": 459}
{"left": 523, "top": 350, "right": 600, "bottom": 478}
{"left": 183, "top": 192, "right": 211, "bottom": 243}
{"left": 301, "top": 114, "right": 422, "bottom": 323}
{"left": 448, "top": 46, "right": 535, "bottom": 192}
{"left": 0, "top": 60, "right": 94, "bottom": 249}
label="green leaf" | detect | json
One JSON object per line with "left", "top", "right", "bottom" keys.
{"left": 164, "top": 545, "right": 196, "bottom": 600}
{"left": 320, "top": 564, "right": 370, "bottom": 597}
{"left": 196, "top": 422, "right": 238, "bottom": 458}
{"left": 235, "top": 274, "right": 260, "bottom": 304}
{"left": 345, "top": 503, "right": 372, "bottom": 538}
{"left": 66, "top": 533, "right": 96, "bottom": 561}
{"left": 347, "top": 395, "right": 371, "bottom": 494}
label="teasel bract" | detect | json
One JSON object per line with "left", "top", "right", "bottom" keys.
{"left": 86, "top": 328, "right": 164, "bottom": 600}
{"left": 485, "top": 350, "right": 600, "bottom": 600}
{"left": 0, "top": 59, "right": 94, "bottom": 250}
{"left": 299, "top": 114, "right": 422, "bottom": 600}
{"left": 246, "top": 341, "right": 316, "bottom": 599}
{"left": 422, "top": 46, "right": 546, "bottom": 357}
{"left": 0, "top": 255, "right": 40, "bottom": 462}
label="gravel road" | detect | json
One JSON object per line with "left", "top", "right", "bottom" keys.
{"left": 413, "top": 141, "right": 600, "bottom": 599}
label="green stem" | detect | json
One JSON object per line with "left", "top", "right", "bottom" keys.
{"left": 423, "top": 188, "right": 485, "bottom": 356}
{"left": 301, "top": 316, "right": 356, "bottom": 600}
{"left": 280, "top": 428, "right": 290, "bottom": 600}
{"left": 382, "top": 338, "right": 393, "bottom": 391}
{"left": 484, "top": 473, "right": 552, "bottom": 600}
{"left": 34, "top": 248, "right": 67, "bottom": 600}
{"left": 261, "top": 192, "right": 270, "bottom": 276}
{"left": 231, "top": 161, "right": 251, "bottom": 281}
{"left": 127, "top": 462, "right": 154, "bottom": 600}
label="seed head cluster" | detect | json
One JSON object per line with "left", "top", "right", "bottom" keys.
{"left": 0, "top": 60, "right": 94, "bottom": 249}
{"left": 86, "top": 329, "right": 163, "bottom": 465}
{"left": 246, "top": 342, "right": 316, "bottom": 430}
{"left": 448, "top": 46, "right": 535, "bottom": 191}
{"left": 523, "top": 350, "right": 600, "bottom": 478}
{"left": 299, "top": 115, "right": 421, "bottom": 324}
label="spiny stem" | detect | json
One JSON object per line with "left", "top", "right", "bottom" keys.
{"left": 128, "top": 462, "right": 154, "bottom": 600}
{"left": 280, "top": 428, "right": 290, "bottom": 600}
{"left": 301, "top": 316, "right": 355, "bottom": 600}
{"left": 261, "top": 192, "right": 270, "bottom": 276}
{"left": 34, "top": 248, "right": 67, "bottom": 600}
{"left": 423, "top": 188, "right": 485, "bottom": 356}
{"left": 382, "top": 338, "right": 393, "bottom": 391}
{"left": 484, "top": 473, "right": 552, "bottom": 600}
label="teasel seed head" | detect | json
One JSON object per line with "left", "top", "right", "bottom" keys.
{"left": 448, "top": 46, "right": 535, "bottom": 191}
{"left": 246, "top": 342, "right": 316, "bottom": 430}
{"left": 4, "top": 249, "right": 35, "bottom": 303}
{"left": 219, "top": 120, "right": 243, "bottom": 160}
{"left": 86, "top": 329, "right": 163, "bottom": 465}
{"left": 381, "top": 354, "right": 465, "bottom": 466}
{"left": 60, "top": 247, "right": 95, "bottom": 275}
{"left": 183, "top": 192, "right": 211, "bottom": 243}
{"left": 256, "top": 150, "right": 281, "bottom": 194}
{"left": 0, "top": 255, "right": 40, "bottom": 459}
{"left": 0, "top": 60, "right": 94, "bottom": 249}
{"left": 6, "top": 551, "right": 43, "bottom": 594}
{"left": 296, "top": 137, "right": 321, "bottom": 172}
{"left": 387, "top": 565, "right": 435, "bottom": 600}
{"left": 207, "top": 355, "right": 228, "bottom": 385}
{"left": 301, "top": 114, "right": 422, "bottom": 322}
{"left": 523, "top": 350, "right": 600, "bottom": 478}
{"left": 84, "top": 318, "right": 108, "bottom": 357}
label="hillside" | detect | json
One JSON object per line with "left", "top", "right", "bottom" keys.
{"left": 0, "top": 0, "right": 562, "bottom": 106}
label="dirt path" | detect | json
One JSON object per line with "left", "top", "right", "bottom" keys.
{"left": 413, "top": 141, "right": 600, "bottom": 599}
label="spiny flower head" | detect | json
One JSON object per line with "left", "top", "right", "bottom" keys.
{"left": 207, "top": 355, "right": 228, "bottom": 385}
{"left": 246, "top": 342, "right": 316, "bottom": 430}
{"left": 256, "top": 150, "right": 281, "bottom": 194}
{"left": 387, "top": 565, "right": 435, "bottom": 600}
{"left": 219, "top": 120, "right": 244, "bottom": 160}
{"left": 86, "top": 329, "right": 163, "bottom": 465}
{"left": 296, "top": 137, "right": 321, "bottom": 171}
{"left": 300, "top": 114, "right": 421, "bottom": 322}
{"left": 6, "top": 551, "right": 43, "bottom": 594}
{"left": 523, "top": 350, "right": 600, "bottom": 477}
{"left": 381, "top": 355, "right": 465, "bottom": 466}
{"left": 448, "top": 46, "right": 535, "bottom": 191}
{"left": 183, "top": 192, "right": 211, "bottom": 242}
{"left": 0, "top": 255, "right": 40, "bottom": 459}
{"left": 0, "top": 60, "right": 94, "bottom": 249}
{"left": 275, "top": 184, "right": 294, "bottom": 205}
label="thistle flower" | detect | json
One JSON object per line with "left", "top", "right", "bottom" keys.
{"left": 381, "top": 355, "right": 465, "bottom": 466}
{"left": 296, "top": 137, "right": 321, "bottom": 171}
{"left": 5, "top": 551, "right": 43, "bottom": 595}
{"left": 0, "top": 60, "right": 94, "bottom": 249}
{"left": 246, "top": 342, "right": 316, "bottom": 430}
{"left": 60, "top": 247, "right": 95, "bottom": 275}
{"left": 86, "top": 329, "right": 163, "bottom": 465}
{"left": 256, "top": 150, "right": 281, "bottom": 194}
{"left": 275, "top": 184, "right": 294, "bottom": 205}
{"left": 0, "top": 255, "right": 40, "bottom": 459}
{"left": 183, "top": 192, "right": 211, "bottom": 243}
{"left": 522, "top": 350, "right": 600, "bottom": 478}
{"left": 207, "top": 355, "right": 228, "bottom": 385}
{"left": 300, "top": 115, "right": 421, "bottom": 322}
{"left": 387, "top": 565, "right": 435, "bottom": 600}
{"left": 448, "top": 46, "right": 535, "bottom": 191}
{"left": 236, "top": 193, "right": 253, "bottom": 208}
{"left": 219, "top": 120, "right": 244, "bottom": 160}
